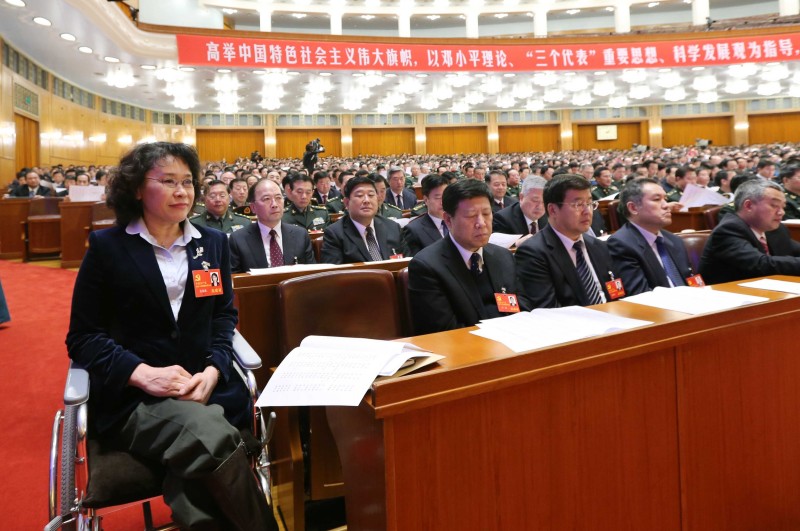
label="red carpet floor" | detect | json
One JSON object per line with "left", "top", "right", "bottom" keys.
{"left": 0, "top": 260, "right": 170, "bottom": 530}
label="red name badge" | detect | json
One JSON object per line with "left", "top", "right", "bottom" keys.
{"left": 389, "top": 253, "right": 404, "bottom": 260}
{"left": 605, "top": 278, "right": 626, "bottom": 300}
{"left": 686, "top": 274, "right": 706, "bottom": 287}
{"left": 495, "top": 293, "right": 521, "bottom": 313}
{"left": 193, "top": 269, "right": 223, "bottom": 298}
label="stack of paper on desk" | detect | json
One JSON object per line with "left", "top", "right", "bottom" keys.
{"left": 249, "top": 263, "right": 351, "bottom": 275}
{"left": 678, "top": 183, "right": 728, "bottom": 210}
{"left": 470, "top": 306, "right": 653, "bottom": 353}
{"left": 256, "top": 336, "right": 444, "bottom": 407}
{"left": 620, "top": 286, "right": 768, "bottom": 314}
{"left": 738, "top": 278, "right": 800, "bottom": 294}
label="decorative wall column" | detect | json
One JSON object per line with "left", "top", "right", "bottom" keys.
{"left": 340, "top": 114, "right": 353, "bottom": 158}
{"left": 647, "top": 106, "right": 663, "bottom": 149}
{"left": 465, "top": 12, "right": 479, "bottom": 39}
{"left": 398, "top": 13, "right": 411, "bottom": 38}
{"left": 533, "top": 7, "right": 548, "bottom": 38}
{"left": 330, "top": 11, "right": 343, "bottom": 36}
{"left": 779, "top": 0, "right": 800, "bottom": 16}
{"left": 733, "top": 100, "right": 749, "bottom": 145}
{"left": 415, "top": 114, "right": 426, "bottom": 155}
{"left": 265, "top": 114, "right": 277, "bottom": 158}
{"left": 692, "top": 0, "right": 710, "bottom": 26}
{"left": 614, "top": 1, "right": 631, "bottom": 34}
{"left": 487, "top": 112, "right": 499, "bottom": 154}
{"left": 259, "top": 6, "right": 272, "bottom": 32}
{"left": 559, "top": 111, "right": 573, "bottom": 151}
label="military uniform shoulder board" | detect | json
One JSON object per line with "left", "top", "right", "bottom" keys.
{"left": 385, "top": 203, "right": 402, "bottom": 212}
{"left": 312, "top": 205, "right": 328, "bottom": 211}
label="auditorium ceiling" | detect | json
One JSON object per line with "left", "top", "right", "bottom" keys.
{"left": 0, "top": 0, "right": 795, "bottom": 115}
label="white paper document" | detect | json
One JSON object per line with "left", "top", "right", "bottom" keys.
{"left": 620, "top": 286, "right": 768, "bottom": 315}
{"left": 738, "top": 278, "right": 800, "bottom": 294}
{"left": 69, "top": 186, "right": 105, "bottom": 202}
{"left": 678, "top": 183, "right": 728, "bottom": 210}
{"left": 489, "top": 233, "right": 523, "bottom": 249}
{"left": 248, "top": 263, "right": 351, "bottom": 275}
{"left": 389, "top": 217, "right": 412, "bottom": 228}
{"left": 256, "top": 336, "right": 442, "bottom": 407}
{"left": 470, "top": 306, "right": 653, "bottom": 353}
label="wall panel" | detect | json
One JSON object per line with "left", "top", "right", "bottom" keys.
{"left": 352, "top": 128, "right": 414, "bottom": 157}
{"left": 748, "top": 113, "right": 800, "bottom": 144}
{"left": 662, "top": 116, "right": 732, "bottom": 147}
{"left": 276, "top": 129, "right": 341, "bottom": 159}
{"left": 426, "top": 126, "right": 487, "bottom": 155}
{"left": 498, "top": 125, "right": 560, "bottom": 153}
{"left": 14, "top": 112, "right": 37, "bottom": 170}
{"left": 573, "top": 122, "right": 644, "bottom": 151}
{"left": 196, "top": 129, "right": 265, "bottom": 164}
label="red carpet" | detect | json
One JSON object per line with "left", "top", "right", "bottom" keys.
{"left": 0, "top": 260, "right": 170, "bottom": 530}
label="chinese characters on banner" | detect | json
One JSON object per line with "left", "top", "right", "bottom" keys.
{"left": 177, "top": 33, "right": 800, "bottom": 72}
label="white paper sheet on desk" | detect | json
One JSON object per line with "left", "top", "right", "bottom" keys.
{"left": 248, "top": 263, "right": 351, "bottom": 275}
{"left": 69, "top": 185, "right": 105, "bottom": 202}
{"left": 678, "top": 184, "right": 728, "bottom": 210}
{"left": 600, "top": 192, "right": 620, "bottom": 200}
{"left": 389, "top": 217, "right": 412, "bottom": 228}
{"left": 489, "top": 233, "right": 523, "bottom": 249}
{"left": 738, "top": 278, "right": 800, "bottom": 294}
{"left": 470, "top": 306, "right": 652, "bottom": 353}
{"left": 620, "top": 286, "right": 768, "bottom": 315}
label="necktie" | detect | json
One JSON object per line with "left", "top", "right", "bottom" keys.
{"left": 269, "top": 229, "right": 283, "bottom": 267}
{"left": 655, "top": 235, "right": 685, "bottom": 287}
{"left": 470, "top": 252, "right": 481, "bottom": 278}
{"left": 497, "top": 200, "right": 504, "bottom": 209}
{"left": 441, "top": 220, "right": 449, "bottom": 238}
{"left": 320, "top": 194, "right": 327, "bottom": 205}
{"left": 396, "top": 193, "right": 403, "bottom": 209}
{"left": 573, "top": 240, "right": 603, "bottom": 305}
{"left": 365, "top": 226, "right": 382, "bottom": 261}
{"left": 759, "top": 235, "right": 770, "bottom": 255}
{"left": 29, "top": 189, "right": 34, "bottom": 197}
{"left": 530, "top": 221, "right": 538, "bottom": 235}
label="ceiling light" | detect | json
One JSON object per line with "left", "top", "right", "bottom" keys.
{"left": 451, "top": 101, "right": 469, "bottom": 113}
{"left": 179, "top": 66, "right": 195, "bottom": 72}
{"left": 141, "top": 64, "right": 156, "bottom": 70}
{"left": 594, "top": 71, "right": 607, "bottom": 76}
{"left": 104, "top": 56, "right": 120, "bottom": 63}
{"left": 697, "top": 90, "right": 719, "bottom": 103}
{"left": 495, "top": 13, "right": 508, "bottom": 18}
{"left": 543, "top": 87, "right": 564, "bottom": 103}
{"left": 384, "top": 73, "right": 397, "bottom": 78}
{"left": 609, "top": 95, "right": 629, "bottom": 108}
{"left": 365, "top": 0, "right": 381, "bottom": 6}
{"left": 532, "top": 72, "right": 557, "bottom": 87}
{"left": 692, "top": 74, "right": 718, "bottom": 92}
{"left": 566, "top": 9, "right": 580, "bottom": 15}
{"left": 496, "top": 94, "right": 516, "bottom": 109}
{"left": 173, "top": 94, "right": 197, "bottom": 110}
{"left": 78, "top": 46, "right": 93, "bottom": 54}
{"left": 648, "top": 2, "right": 660, "bottom": 7}
{"left": 564, "top": 75, "right": 589, "bottom": 92}
{"left": 4, "top": 0, "right": 26, "bottom": 7}
{"left": 691, "top": 66, "right": 705, "bottom": 71}
{"left": 511, "top": 83, "right": 534, "bottom": 99}
{"left": 656, "top": 71, "right": 681, "bottom": 88}
{"left": 664, "top": 86, "right": 687, "bottom": 101}
{"left": 789, "top": 84, "right": 800, "bottom": 98}
{"left": 416, "top": 73, "right": 428, "bottom": 78}
{"left": 32, "top": 16, "right": 51, "bottom": 26}
{"left": 756, "top": 82, "right": 782, "bottom": 97}
{"left": 605, "top": 6, "right": 614, "bottom": 11}
{"left": 728, "top": 63, "right": 758, "bottom": 79}
{"left": 724, "top": 79, "right": 749, "bottom": 95}
{"left": 288, "top": 71, "right": 300, "bottom": 75}
{"left": 620, "top": 69, "right": 647, "bottom": 84}
{"left": 762, "top": 63, "right": 790, "bottom": 81}
{"left": 291, "top": 13, "right": 307, "bottom": 18}
{"left": 427, "top": 14, "right": 440, "bottom": 20}
{"left": 525, "top": 98, "right": 544, "bottom": 111}
{"left": 361, "top": 14, "right": 375, "bottom": 19}
{"left": 571, "top": 92, "right": 592, "bottom": 106}
{"left": 106, "top": 64, "right": 135, "bottom": 88}
{"left": 221, "top": 8, "right": 237, "bottom": 14}
{"left": 217, "top": 68, "right": 231, "bottom": 73}
{"left": 60, "top": 33, "right": 76, "bottom": 42}
{"left": 592, "top": 79, "right": 616, "bottom": 97}
{"left": 503, "top": 73, "right": 515, "bottom": 77}
{"left": 319, "top": 72, "right": 332, "bottom": 76}
{"left": 629, "top": 84, "right": 651, "bottom": 99}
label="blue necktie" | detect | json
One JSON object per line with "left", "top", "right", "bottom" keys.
{"left": 655, "top": 235, "right": 685, "bottom": 287}
{"left": 470, "top": 252, "right": 481, "bottom": 278}
{"left": 573, "top": 240, "right": 603, "bottom": 305}
{"left": 441, "top": 220, "right": 449, "bottom": 238}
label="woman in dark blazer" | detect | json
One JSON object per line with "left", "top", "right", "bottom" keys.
{"left": 66, "top": 142, "right": 276, "bottom": 531}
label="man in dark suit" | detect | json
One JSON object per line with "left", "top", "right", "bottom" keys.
{"left": 385, "top": 166, "right": 417, "bottom": 210}
{"left": 402, "top": 174, "right": 450, "bottom": 256}
{"left": 607, "top": 178, "right": 693, "bottom": 295}
{"left": 493, "top": 175, "right": 547, "bottom": 247}
{"left": 230, "top": 179, "right": 315, "bottom": 272}
{"left": 486, "top": 169, "right": 519, "bottom": 212}
{"left": 700, "top": 179, "right": 800, "bottom": 284}
{"left": 11, "top": 170, "right": 51, "bottom": 197}
{"left": 311, "top": 170, "right": 341, "bottom": 207}
{"left": 321, "top": 175, "right": 408, "bottom": 264}
{"left": 409, "top": 179, "right": 519, "bottom": 335}
{"left": 515, "top": 174, "right": 618, "bottom": 309}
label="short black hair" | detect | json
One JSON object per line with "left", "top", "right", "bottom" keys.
{"left": 368, "top": 173, "right": 389, "bottom": 187}
{"left": 780, "top": 166, "right": 800, "bottom": 183}
{"left": 543, "top": 174, "right": 590, "bottom": 206}
{"left": 730, "top": 174, "right": 758, "bottom": 194}
{"left": 422, "top": 174, "right": 449, "bottom": 197}
{"left": 343, "top": 175, "right": 376, "bottom": 198}
{"left": 107, "top": 142, "right": 200, "bottom": 227}
{"left": 485, "top": 170, "right": 506, "bottom": 184}
{"left": 313, "top": 171, "right": 330, "bottom": 184}
{"left": 618, "top": 177, "right": 661, "bottom": 220}
{"left": 442, "top": 179, "right": 492, "bottom": 217}
{"left": 287, "top": 172, "right": 312, "bottom": 190}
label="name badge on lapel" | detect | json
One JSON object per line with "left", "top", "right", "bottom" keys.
{"left": 686, "top": 274, "right": 705, "bottom": 287}
{"left": 193, "top": 269, "right": 223, "bottom": 298}
{"left": 495, "top": 288, "right": 520, "bottom": 313}
{"left": 605, "top": 272, "right": 625, "bottom": 300}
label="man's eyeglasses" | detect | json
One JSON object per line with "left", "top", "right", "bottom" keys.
{"left": 147, "top": 177, "right": 194, "bottom": 189}
{"left": 558, "top": 200, "right": 599, "bottom": 212}
{"left": 206, "top": 192, "right": 229, "bottom": 200}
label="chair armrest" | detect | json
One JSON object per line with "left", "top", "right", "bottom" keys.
{"left": 64, "top": 364, "right": 89, "bottom": 406}
{"left": 232, "top": 329, "right": 262, "bottom": 371}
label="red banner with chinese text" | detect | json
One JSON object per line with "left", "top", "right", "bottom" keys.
{"left": 177, "top": 33, "right": 800, "bottom": 72}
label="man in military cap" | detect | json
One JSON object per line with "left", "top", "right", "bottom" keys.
{"left": 282, "top": 172, "right": 330, "bottom": 231}
{"left": 590, "top": 166, "right": 620, "bottom": 200}
{"left": 190, "top": 179, "right": 251, "bottom": 234}
{"left": 370, "top": 174, "right": 403, "bottom": 219}
{"left": 781, "top": 167, "right": 800, "bottom": 220}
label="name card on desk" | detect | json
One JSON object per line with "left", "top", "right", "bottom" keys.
{"left": 256, "top": 335, "right": 444, "bottom": 407}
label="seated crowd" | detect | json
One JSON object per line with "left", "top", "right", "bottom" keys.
{"left": 7, "top": 141, "right": 800, "bottom": 338}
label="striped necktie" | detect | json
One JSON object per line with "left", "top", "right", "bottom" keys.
{"left": 365, "top": 226, "right": 382, "bottom": 261}
{"left": 573, "top": 240, "right": 603, "bottom": 305}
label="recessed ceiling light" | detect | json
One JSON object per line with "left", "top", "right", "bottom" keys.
{"left": 78, "top": 46, "right": 93, "bottom": 54}
{"left": 503, "top": 73, "right": 515, "bottom": 77}
{"left": 291, "top": 13, "right": 307, "bottom": 18}
{"left": 494, "top": 13, "right": 508, "bottom": 18}
{"left": 594, "top": 71, "right": 607, "bottom": 76}
{"left": 288, "top": 71, "right": 300, "bottom": 75}
{"left": 221, "top": 8, "right": 237, "bottom": 14}
{"left": 104, "top": 56, "right": 120, "bottom": 63}
{"left": 416, "top": 73, "right": 428, "bottom": 77}
{"left": 218, "top": 68, "right": 231, "bottom": 73}
{"left": 648, "top": 1, "right": 660, "bottom": 7}
{"left": 565, "top": 9, "right": 580, "bottom": 15}
{"left": 59, "top": 33, "right": 77, "bottom": 41}
{"left": 179, "top": 66, "right": 195, "bottom": 72}
{"left": 141, "top": 64, "right": 156, "bottom": 70}
{"left": 33, "top": 16, "right": 51, "bottom": 26}
{"left": 384, "top": 73, "right": 397, "bottom": 77}
{"left": 361, "top": 14, "right": 375, "bottom": 19}
{"left": 4, "top": 0, "right": 26, "bottom": 7}
{"left": 692, "top": 66, "right": 705, "bottom": 71}
{"left": 319, "top": 72, "right": 332, "bottom": 76}
{"left": 605, "top": 6, "right": 614, "bottom": 11}
{"left": 427, "top": 14, "right": 440, "bottom": 20}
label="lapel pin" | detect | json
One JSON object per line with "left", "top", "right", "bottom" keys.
{"left": 193, "top": 247, "right": 204, "bottom": 259}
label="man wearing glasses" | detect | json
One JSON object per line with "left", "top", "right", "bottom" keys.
{"left": 229, "top": 179, "right": 315, "bottom": 273}
{"left": 515, "top": 174, "right": 618, "bottom": 309}
{"left": 190, "top": 179, "right": 250, "bottom": 234}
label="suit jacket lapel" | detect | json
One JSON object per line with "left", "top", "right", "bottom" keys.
{"left": 483, "top": 245, "right": 508, "bottom": 294}
{"left": 120, "top": 230, "right": 175, "bottom": 323}
{"left": 280, "top": 225, "right": 298, "bottom": 266}
{"left": 375, "top": 217, "right": 393, "bottom": 259}
{"left": 421, "top": 215, "right": 442, "bottom": 244}
{"left": 629, "top": 226, "right": 669, "bottom": 285}
{"left": 660, "top": 231, "right": 689, "bottom": 277}
{"left": 245, "top": 224, "right": 269, "bottom": 267}
{"left": 344, "top": 216, "right": 372, "bottom": 261}
{"left": 442, "top": 238, "right": 484, "bottom": 318}
{"left": 543, "top": 227, "right": 589, "bottom": 306}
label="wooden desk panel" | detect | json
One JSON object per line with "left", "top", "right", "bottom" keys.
{"left": 0, "top": 199, "right": 29, "bottom": 258}
{"left": 59, "top": 201, "right": 94, "bottom": 268}
{"left": 328, "top": 277, "right": 800, "bottom": 531}
{"left": 669, "top": 208, "right": 709, "bottom": 232}
{"left": 784, "top": 222, "right": 800, "bottom": 242}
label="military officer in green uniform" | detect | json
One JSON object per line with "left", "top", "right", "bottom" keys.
{"left": 190, "top": 179, "right": 251, "bottom": 234}
{"left": 368, "top": 174, "right": 404, "bottom": 219}
{"left": 781, "top": 167, "right": 800, "bottom": 220}
{"left": 282, "top": 172, "right": 330, "bottom": 231}
{"left": 665, "top": 166, "right": 697, "bottom": 203}
{"left": 506, "top": 168, "right": 521, "bottom": 198}
{"left": 590, "top": 166, "right": 620, "bottom": 201}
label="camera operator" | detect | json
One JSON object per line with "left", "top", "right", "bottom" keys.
{"left": 302, "top": 138, "right": 325, "bottom": 174}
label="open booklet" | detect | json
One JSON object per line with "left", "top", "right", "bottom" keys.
{"left": 256, "top": 336, "right": 444, "bottom": 407}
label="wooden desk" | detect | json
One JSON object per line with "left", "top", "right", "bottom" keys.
{"left": 783, "top": 221, "right": 800, "bottom": 242}
{"left": 59, "top": 201, "right": 95, "bottom": 268}
{"left": 0, "top": 199, "right": 30, "bottom": 259}
{"left": 670, "top": 206, "right": 714, "bottom": 232}
{"left": 328, "top": 276, "right": 800, "bottom": 530}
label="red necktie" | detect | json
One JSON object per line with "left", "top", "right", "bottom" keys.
{"left": 320, "top": 194, "right": 327, "bottom": 205}
{"left": 759, "top": 235, "right": 770, "bottom": 256}
{"left": 530, "top": 221, "right": 538, "bottom": 235}
{"left": 269, "top": 229, "right": 284, "bottom": 267}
